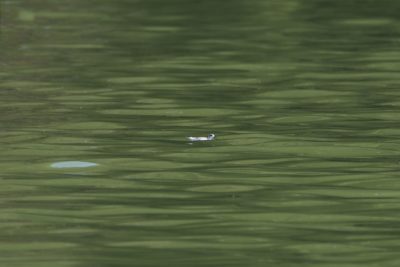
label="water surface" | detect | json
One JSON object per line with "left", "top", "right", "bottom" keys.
{"left": 2, "top": 0, "right": 400, "bottom": 266}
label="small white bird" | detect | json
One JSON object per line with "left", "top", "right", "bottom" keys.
{"left": 187, "top": 133, "right": 215, "bottom": 142}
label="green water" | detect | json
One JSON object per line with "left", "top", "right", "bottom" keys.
{"left": 2, "top": 0, "right": 400, "bottom": 266}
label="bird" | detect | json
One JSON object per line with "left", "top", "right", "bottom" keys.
{"left": 187, "top": 133, "right": 215, "bottom": 142}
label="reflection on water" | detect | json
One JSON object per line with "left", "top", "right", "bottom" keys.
{"left": 2, "top": 0, "right": 400, "bottom": 266}
{"left": 51, "top": 161, "right": 98, "bottom": 168}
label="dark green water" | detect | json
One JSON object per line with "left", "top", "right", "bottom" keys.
{"left": 2, "top": 0, "right": 400, "bottom": 266}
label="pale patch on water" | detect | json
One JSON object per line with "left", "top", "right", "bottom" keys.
{"left": 50, "top": 161, "right": 98, "bottom": 168}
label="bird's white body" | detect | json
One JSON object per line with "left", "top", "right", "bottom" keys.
{"left": 187, "top": 134, "right": 215, "bottom": 142}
